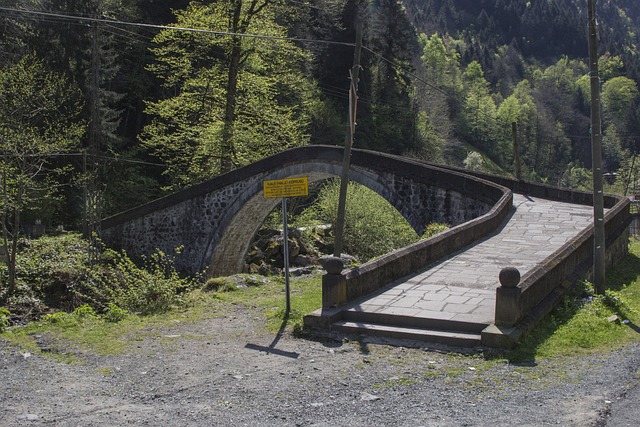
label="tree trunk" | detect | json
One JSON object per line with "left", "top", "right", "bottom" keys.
{"left": 220, "top": 36, "right": 242, "bottom": 174}
{"left": 219, "top": 0, "right": 244, "bottom": 174}
{"left": 219, "top": 0, "right": 273, "bottom": 174}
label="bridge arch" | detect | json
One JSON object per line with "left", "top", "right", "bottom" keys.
{"left": 100, "top": 146, "right": 506, "bottom": 277}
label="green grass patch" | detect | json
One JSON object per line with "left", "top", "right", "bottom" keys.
{"left": 1, "top": 272, "right": 321, "bottom": 359}
{"left": 1, "top": 289, "right": 227, "bottom": 357}
{"left": 506, "top": 239, "right": 640, "bottom": 362}
{"left": 212, "top": 273, "right": 322, "bottom": 334}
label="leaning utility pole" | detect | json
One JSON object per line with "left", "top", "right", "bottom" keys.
{"left": 85, "top": 2, "right": 102, "bottom": 240}
{"left": 333, "top": 19, "right": 363, "bottom": 258}
{"left": 588, "top": 0, "right": 606, "bottom": 294}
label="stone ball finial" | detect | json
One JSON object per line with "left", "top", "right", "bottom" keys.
{"left": 323, "top": 257, "right": 345, "bottom": 275}
{"left": 499, "top": 267, "right": 521, "bottom": 288}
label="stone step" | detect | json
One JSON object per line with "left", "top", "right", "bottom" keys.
{"left": 342, "top": 309, "right": 489, "bottom": 334}
{"left": 332, "top": 320, "right": 483, "bottom": 348}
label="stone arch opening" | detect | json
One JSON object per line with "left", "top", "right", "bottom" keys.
{"left": 100, "top": 146, "right": 503, "bottom": 278}
{"left": 203, "top": 163, "right": 419, "bottom": 277}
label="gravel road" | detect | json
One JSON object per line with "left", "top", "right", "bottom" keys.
{"left": 1, "top": 306, "right": 639, "bottom": 427}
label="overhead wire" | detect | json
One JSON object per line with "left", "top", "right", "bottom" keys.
{"left": 0, "top": 6, "right": 357, "bottom": 48}
{"left": 0, "top": 4, "right": 452, "bottom": 106}
{"left": 0, "top": 4, "right": 460, "bottom": 148}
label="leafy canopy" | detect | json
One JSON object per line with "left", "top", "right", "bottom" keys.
{"left": 141, "top": 1, "right": 318, "bottom": 189}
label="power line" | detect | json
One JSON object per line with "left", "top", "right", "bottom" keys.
{"left": 0, "top": 6, "right": 356, "bottom": 49}
{"left": 0, "top": 152, "right": 167, "bottom": 167}
{"left": 0, "top": 6, "right": 454, "bottom": 106}
{"left": 362, "top": 45, "right": 451, "bottom": 97}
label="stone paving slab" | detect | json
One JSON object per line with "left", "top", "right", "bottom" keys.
{"left": 347, "top": 194, "right": 596, "bottom": 325}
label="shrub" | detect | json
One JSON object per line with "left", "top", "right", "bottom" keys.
{"left": 1, "top": 234, "right": 197, "bottom": 321}
{"left": 72, "top": 304, "right": 97, "bottom": 319}
{"left": 422, "top": 223, "right": 450, "bottom": 239}
{"left": 294, "top": 179, "right": 419, "bottom": 261}
{"left": 203, "top": 277, "right": 237, "bottom": 293}
{"left": 79, "top": 247, "right": 197, "bottom": 315}
{"left": 0, "top": 308, "right": 10, "bottom": 333}
{"left": 103, "top": 303, "right": 127, "bottom": 323}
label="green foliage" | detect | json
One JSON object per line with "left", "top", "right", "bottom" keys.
{"left": 509, "top": 241, "right": 640, "bottom": 362}
{"left": 141, "top": 1, "right": 317, "bottom": 188}
{"left": 71, "top": 304, "right": 97, "bottom": 319}
{"left": 203, "top": 277, "right": 238, "bottom": 293}
{"left": 0, "top": 307, "right": 9, "bottom": 333}
{"left": 103, "top": 303, "right": 127, "bottom": 323}
{"left": 295, "top": 179, "right": 419, "bottom": 261}
{"left": 83, "top": 248, "right": 197, "bottom": 315}
{"left": 40, "top": 304, "right": 98, "bottom": 329}
{"left": 0, "top": 53, "right": 85, "bottom": 296}
{"left": 421, "top": 223, "right": 449, "bottom": 239}
{"left": 419, "top": 33, "right": 462, "bottom": 90}
{"left": 1, "top": 234, "right": 197, "bottom": 321}
{"left": 602, "top": 76, "right": 638, "bottom": 121}
{"left": 463, "top": 152, "right": 486, "bottom": 172}
{"left": 559, "top": 162, "right": 592, "bottom": 190}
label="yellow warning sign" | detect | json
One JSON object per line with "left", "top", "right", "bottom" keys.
{"left": 263, "top": 177, "right": 309, "bottom": 199}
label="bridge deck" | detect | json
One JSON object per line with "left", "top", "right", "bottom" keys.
{"left": 344, "top": 194, "right": 595, "bottom": 326}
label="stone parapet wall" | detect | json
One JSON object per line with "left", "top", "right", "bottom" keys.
{"left": 493, "top": 195, "right": 631, "bottom": 329}
{"left": 322, "top": 188, "right": 513, "bottom": 307}
{"left": 100, "top": 146, "right": 508, "bottom": 277}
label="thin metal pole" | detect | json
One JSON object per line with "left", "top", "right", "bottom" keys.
{"left": 282, "top": 198, "right": 291, "bottom": 314}
{"left": 588, "top": 0, "right": 606, "bottom": 294}
{"left": 333, "top": 18, "right": 363, "bottom": 257}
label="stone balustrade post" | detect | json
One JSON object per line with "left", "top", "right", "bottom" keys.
{"left": 495, "top": 267, "right": 522, "bottom": 327}
{"left": 322, "top": 257, "right": 347, "bottom": 309}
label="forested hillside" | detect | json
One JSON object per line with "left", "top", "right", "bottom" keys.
{"left": 1, "top": 0, "right": 639, "bottom": 233}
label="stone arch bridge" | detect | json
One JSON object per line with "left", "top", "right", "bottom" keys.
{"left": 101, "top": 145, "right": 632, "bottom": 347}
{"left": 100, "top": 146, "right": 506, "bottom": 277}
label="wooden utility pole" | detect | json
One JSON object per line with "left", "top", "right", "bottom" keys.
{"left": 333, "top": 19, "right": 363, "bottom": 258}
{"left": 85, "top": 2, "right": 102, "bottom": 241}
{"left": 588, "top": 0, "right": 606, "bottom": 294}
{"left": 512, "top": 122, "right": 522, "bottom": 180}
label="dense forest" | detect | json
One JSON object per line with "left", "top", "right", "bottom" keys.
{"left": 1, "top": 0, "right": 640, "bottom": 235}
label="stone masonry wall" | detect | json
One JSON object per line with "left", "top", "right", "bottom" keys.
{"left": 100, "top": 146, "right": 506, "bottom": 277}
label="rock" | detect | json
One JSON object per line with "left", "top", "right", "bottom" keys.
{"left": 322, "top": 257, "right": 344, "bottom": 275}
{"left": 360, "top": 392, "right": 381, "bottom": 401}
{"left": 246, "top": 246, "right": 265, "bottom": 265}
{"left": 16, "top": 414, "right": 39, "bottom": 421}
{"left": 294, "top": 255, "right": 310, "bottom": 267}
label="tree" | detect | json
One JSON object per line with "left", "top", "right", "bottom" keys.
{"left": 415, "top": 33, "right": 463, "bottom": 162}
{"left": 142, "top": 0, "right": 317, "bottom": 188}
{"left": 459, "top": 61, "right": 498, "bottom": 160}
{"left": 0, "top": 54, "right": 85, "bottom": 298}
{"left": 356, "top": 0, "right": 421, "bottom": 154}
{"left": 602, "top": 76, "right": 638, "bottom": 123}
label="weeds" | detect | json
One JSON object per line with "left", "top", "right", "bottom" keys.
{"left": 0, "top": 234, "right": 197, "bottom": 323}
{"left": 0, "top": 307, "right": 9, "bottom": 332}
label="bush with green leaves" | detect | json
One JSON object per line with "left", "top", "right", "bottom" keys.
{"left": 0, "top": 308, "right": 10, "bottom": 332}
{"left": 294, "top": 179, "right": 420, "bottom": 261}
{"left": 422, "top": 223, "right": 450, "bottom": 239}
{"left": 1, "top": 234, "right": 197, "bottom": 322}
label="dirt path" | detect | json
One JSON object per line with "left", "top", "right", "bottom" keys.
{"left": 1, "top": 306, "right": 639, "bottom": 426}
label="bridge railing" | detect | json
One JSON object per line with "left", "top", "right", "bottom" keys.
{"left": 484, "top": 194, "right": 631, "bottom": 347}
{"left": 319, "top": 184, "right": 513, "bottom": 310}
{"left": 494, "top": 195, "right": 630, "bottom": 326}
